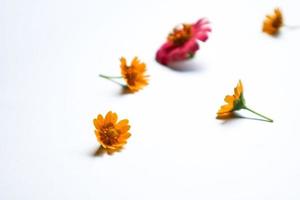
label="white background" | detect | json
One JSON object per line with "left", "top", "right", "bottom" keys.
{"left": 1, "top": 0, "right": 300, "bottom": 199}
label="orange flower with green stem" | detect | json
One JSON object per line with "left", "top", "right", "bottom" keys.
{"left": 217, "top": 80, "right": 273, "bottom": 122}
{"left": 262, "top": 8, "right": 300, "bottom": 36}
{"left": 93, "top": 111, "right": 131, "bottom": 154}
{"left": 99, "top": 57, "right": 149, "bottom": 93}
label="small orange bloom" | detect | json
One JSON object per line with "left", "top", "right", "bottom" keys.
{"left": 262, "top": 8, "right": 284, "bottom": 36}
{"left": 93, "top": 111, "right": 131, "bottom": 153}
{"left": 217, "top": 80, "right": 245, "bottom": 118}
{"left": 217, "top": 80, "right": 273, "bottom": 122}
{"left": 120, "top": 57, "right": 148, "bottom": 92}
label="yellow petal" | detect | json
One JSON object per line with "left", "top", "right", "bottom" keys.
{"left": 234, "top": 80, "right": 243, "bottom": 98}
{"left": 224, "top": 95, "right": 234, "bottom": 103}
{"left": 131, "top": 56, "right": 139, "bottom": 67}
{"left": 95, "top": 114, "right": 104, "bottom": 126}
{"left": 218, "top": 104, "right": 233, "bottom": 114}
{"left": 104, "top": 111, "right": 118, "bottom": 124}
{"left": 217, "top": 112, "right": 234, "bottom": 119}
{"left": 93, "top": 119, "right": 101, "bottom": 129}
{"left": 120, "top": 57, "right": 127, "bottom": 68}
{"left": 119, "top": 132, "right": 131, "bottom": 140}
{"left": 116, "top": 119, "right": 129, "bottom": 131}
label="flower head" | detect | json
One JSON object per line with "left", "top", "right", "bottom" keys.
{"left": 93, "top": 111, "right": 131, "bottom": 153}
{"left": 99, "top": 57, "right": 148, "bottom": 93}
{"left": 262, "top": 8, "right": 284, "bottom": 36}
{"left": 120, "top": 57, "right": 148, "bottom": 92}
{"left": 217, "top": 80, "right": 273, "bottom": 122}
{"left": 156, "top": 18, "right": 211, "bottom": 66}
{"left": 217, "top": 80, "right": 245, "bottom": 118}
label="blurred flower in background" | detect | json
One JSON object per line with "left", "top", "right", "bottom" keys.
{"left": 262, "top": 8, "right": 283, "bottom": 36}
{"left": 120, "top": 57, "right": 148, "bottom": 92}
{"left": 156, "top": 18, "right": 211, "bottom": 66}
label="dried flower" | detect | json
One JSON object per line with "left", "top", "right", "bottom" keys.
{"left": 217, "top": 80, "right": 273, "bottom": 122}
{"left": 93, "top": 111, "right": 131, "bottom": 153}
{"left": 156, "top": 18, "right": 211, "bottom": 66}
{"left": 99, "top": 57, "right": 148, "bottom": 93}
{"left": 262, "top": 8, "right": 283, "bottom": 36}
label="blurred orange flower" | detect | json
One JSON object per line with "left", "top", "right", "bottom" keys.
{"left": 262, "top": 8, "right": 283, "bottom": 36}
{"left": 93, "top": 111, "right": 131, "bottom": 153}
{"left": 99, "top": 57, "right": 148, "bottom": 93}
{"left": 120, "top": 57, "right": 148, "bottom": 92}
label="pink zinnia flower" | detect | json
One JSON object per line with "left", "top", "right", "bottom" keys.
{"left": 155, "top": 18, "right": 211, "bottom": 66}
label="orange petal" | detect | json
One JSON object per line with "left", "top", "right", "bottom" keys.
{"left": 135, "top": 63, "right": 146, "bottom": 73}
{"left": 116, "top": 119, "right": 128, "bottom": 126}
{"left": 94, "top": 114, "right": 104, "bottom": 128}
{"left": 104, "top": 111, "right": 112, "bottom": 124}
{"left": 274, "top": 8, "right": 282, "bottom": 16}
{"left": 105, "top": 111, "right": 118, "bottom": 124}
{"left": 97, "top": 114, "right": 104, "bottom": 122}
{"left": 218, "top": 104, "right": 233, "bottom": 114}
{"left": 217, "top": 112, "right": 234, "bottom": 119}
{"left": 119, "top": 132, "right": 131, "bottom": 140}
{"left": 110, "top": 112, "right": 118, "bottom": 124}
{"left": 116, "top": 119, "right": 130, "bottom": 131}
{"left": 93, "top": 119, "right": 101, "bottom": 129}
{"left": 224, "top": 95, "right": 234, "bottom": 103}
{"left": 118, "top": 125, "right": 130, "bottom": 133}
{"left": 131, "top": 57, "right": 139, "bottom": 67}
{"left": 120, "top": 57, "right": 127, "bottom": 67}
{"left": 234, "top": 80, "right": 243, "bottom": 98}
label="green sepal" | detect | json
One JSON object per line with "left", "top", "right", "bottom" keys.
{"left": 187, "top": 52, "right": 195, "bottom": 59}
{"left": 233, "top": 93, "right": 246, "bottom": 110}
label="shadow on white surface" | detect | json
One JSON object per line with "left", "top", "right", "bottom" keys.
{"left": 162, "top": 59, "right": 207, "bottom": 72}
{"left": 217, "top": 113, "right": 273, "bottom": 125}
{"left": 92, "top": 146, "right": 106, "bottom": 157}
{"left": 91, "top": 146, "right": 125, "bottom": 157}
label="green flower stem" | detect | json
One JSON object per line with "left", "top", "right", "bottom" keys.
{"left": 99, "top": 74, "right": 123, "bottom": 79}
{"left": 98, "top": 74, "right": 126, "bottom": 87}
{"left": 243, "top": 107, "right": 273, "bottom": 123}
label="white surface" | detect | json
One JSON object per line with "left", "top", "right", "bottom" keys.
{"left": 1, "top": 0, "right": 300, "bottom": 199}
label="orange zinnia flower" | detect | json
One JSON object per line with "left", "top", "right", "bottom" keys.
{"left": 262, "top": 8, "right": 283, "bottom": 36}
{"left": 93, "top": 111, "right": 131, "bottom": 153}
{"left": 99, "top": 57, "right": 148, "bottom": 93}
{"left": 217, "top": 80, "right": 273, "bottom": 122}
{"left": 120, "top": 57, "right": 148, "bottom": 92}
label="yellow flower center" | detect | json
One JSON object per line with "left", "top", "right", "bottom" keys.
{"left": 167, "top": 24, "right": 192, "bottom": 45}
{"left": 101, "top": 124, "right": 119, "bottom": 145}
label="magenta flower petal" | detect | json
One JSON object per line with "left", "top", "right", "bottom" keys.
{"left": 155, "top": 42, "right": 174, "bottom": 65}
{"left": 192, "top": 18, "right": 211, "bottom": 42}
